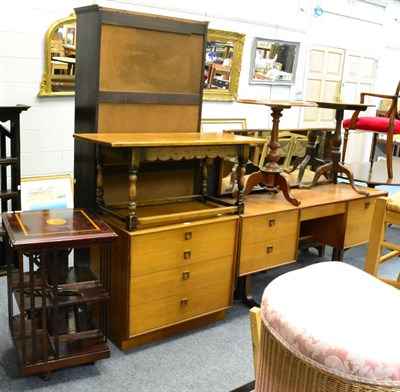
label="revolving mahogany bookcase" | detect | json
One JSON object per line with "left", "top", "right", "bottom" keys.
{"left": 2, "top": 208, "right": 117, "bottom": 379}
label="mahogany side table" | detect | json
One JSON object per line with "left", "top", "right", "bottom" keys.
{"left": 299, "top": 101, "right": 373, "bottom": 196}
{"left": 237, "top": 99, "right": 318, "bottom": 206}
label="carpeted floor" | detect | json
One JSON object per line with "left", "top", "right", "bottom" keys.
{"left": 0, "top": 185, "right": 398, "bottom": 391}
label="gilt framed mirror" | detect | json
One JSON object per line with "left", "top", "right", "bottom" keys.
{"left": 39, "top": 14, "right": 76, "bottom": 96}
{"left": 249, "top": 38, "right": 300, "bottom": 85}
{"left": 203, "top": 29, "right": 245, "bottom": 102}
{"left": 38, "top": 20, "right": 245, "bottom": 99}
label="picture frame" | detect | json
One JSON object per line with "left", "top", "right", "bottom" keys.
{"left": 20, "top": 174, "right": 74, "bottom": 211}
{"left": 249, "top": 37, "right": 300, "bottom": 85}
{"left": 200, "top": 118, "right": 247, "bottom": 133}
{"left": 200, "top": 119, "right": 248, "bottom": 196}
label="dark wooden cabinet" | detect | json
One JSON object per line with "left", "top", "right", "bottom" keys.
{"left": 74, "top": 5, "right": 208, "bottom": 209}
{"left": 2, "top": 208, "right": 117, "bottom": 378}
{"left": 0, "top": 105, "right": 30, "bottom": 271}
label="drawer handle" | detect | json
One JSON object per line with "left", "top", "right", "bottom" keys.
{"left": 184, "top": 250, "right": 191, "bottom": 260}
{"left": 365, "top": 201, "right": 371, "bottom": 209}
{"left": 269, "top": 219, "right": 275, "bottom": 227}
{"left": 181, "top": 298, "right": 189, "bottom": 307}
{"left": 184, "top": 231, "right": 192, "bottom": 240}
{"left": 182, "top": 271, "right": 190, "bottom": 280}
{"left": 266, "top": 245, "right": 273, "bottom": 254}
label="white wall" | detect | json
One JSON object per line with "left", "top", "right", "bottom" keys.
{"left": 0, "top": 0, "right": 399, "bottom": 180}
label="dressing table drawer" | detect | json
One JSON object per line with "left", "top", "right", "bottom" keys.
{"left": 240, "top": 210, "right": 298, "bottom": 244}
{"left": 238, "top": 235, "right": 297, "bottom": 276}
{"left": 301, "top": 202, "right": 346, "bottom": 221}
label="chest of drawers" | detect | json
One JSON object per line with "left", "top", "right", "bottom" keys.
{"left": 105, "top": 215, "right": 238, "bottom": 350}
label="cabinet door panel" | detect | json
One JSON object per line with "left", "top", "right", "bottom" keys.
{"left": 344, "top": 196, "right": 377, "bottom": 247}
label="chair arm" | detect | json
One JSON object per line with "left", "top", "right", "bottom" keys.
{"left": 360, "top": 92, "right": 400, "bottom": 101}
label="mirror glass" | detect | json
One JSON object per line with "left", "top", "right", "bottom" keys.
{"left": 249, "top": 38, "right": 300, "bottom": 85}
{"left": 39, "top": 20, "right": 245, "bottom": 99}
{"left": 39, "top": 14, "right": 76, "bottom": 96}
{"left": 203, "top": 29, "right": 245, "bottom": 102}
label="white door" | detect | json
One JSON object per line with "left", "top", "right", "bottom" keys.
{"left": 341, "top": 50, "right": 377, "bottom": 163}
{"left": 302, "top": 45, "right": 377, "bottom": 163}
{"left": 302, "top": 45, "right": 345, "bottom": 128}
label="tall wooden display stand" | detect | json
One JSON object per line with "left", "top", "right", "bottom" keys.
{"left": 73, "top": 6, "right": 242, "bottom": 350}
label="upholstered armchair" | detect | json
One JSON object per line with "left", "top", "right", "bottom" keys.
{"left": 342, "top": 81, "right": 400, "bottom": 179}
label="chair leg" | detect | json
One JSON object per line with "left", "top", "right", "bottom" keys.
{"left": 385, "top": 135, "right": 394, "bottom": 179}
{"left": 341, "top": 129, "right": 349, "bottom": 163}
{"left": 369, "top": 133, "right": 378, "bottom": 165}
{"left": 249, "top": 307, "right": 261, "bottom": 378}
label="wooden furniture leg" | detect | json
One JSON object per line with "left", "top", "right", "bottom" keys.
{"left": 285, "top": 130, "right": 327, "bottom": 185}
{"left": 235, "top": 275, "right": 260, "bottom": 307}
{"left": 243, "top": 106, "right": 301, "bottom": 206}
{"left": 300, "top": 108, "right": 369, "bottom": 196}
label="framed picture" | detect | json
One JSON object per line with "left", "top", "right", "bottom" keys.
{"left": 20, "top": 174, "right": 74, "bottom": 211}
{"left": 200, "top": 118, "right": 247, "bottom": 133}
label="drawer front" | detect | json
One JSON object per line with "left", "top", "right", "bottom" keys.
{"left": 344, "top": 196, "right": 378, "bottom": 247}
{"left": 129, "top": 282, "right": 232, "bottom": 336}
{"left": 301, "top": 202, "right": 346, "bottom": 221}
{"left": 239, "top": 236, "right": 297, "bottom": 276}
{"left": 241, "top": 210, "right": 298, "bottom": 244}
{"left": 130, "top": 256, "right": 234, "bottom": 306}
{"left": 131, "top": 218, "right": 237, "bottom": 276}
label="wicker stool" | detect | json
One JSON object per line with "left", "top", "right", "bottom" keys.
{"left": 255, "top": 262, "right": 400, "bottom": 392}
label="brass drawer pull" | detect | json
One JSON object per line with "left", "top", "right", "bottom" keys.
{"left": 365, "top": 201, "right": 370, "bottom": 209}
{"left": 266, "top": 245, "right": 273, "bottom": 254}
{"left": 269, "top": 219, "right": 275, "bottom": 227}
{"left": 184, "top": 231, "right": 192, "bottom": 240}
{"left": 182, "top": 271, "right": 190, "bottom": 280}
{"left": 181, "top": 298, "right": 189, "bottom": 307}
{"left": 184, "top": 250, "right": 191, "bottom": 260}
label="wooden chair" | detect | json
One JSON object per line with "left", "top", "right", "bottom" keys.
{"left": 342, "top": 81, "right": 400, "bottom": 179}
{"left": 364, "top": 193, "right": 400, "bottom": 288}
{"left": 250, "top": 262, "right": 400, "bottom": 391}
